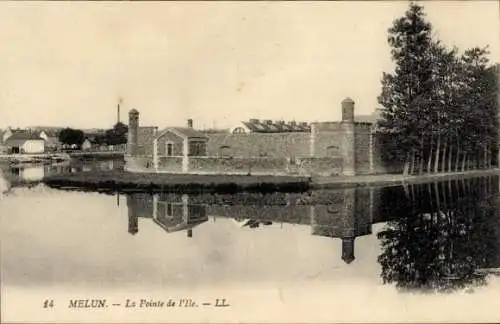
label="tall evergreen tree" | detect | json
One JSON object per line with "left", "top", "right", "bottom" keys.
{"left": 377, "top": 2, "right": 434, "bottom": 175}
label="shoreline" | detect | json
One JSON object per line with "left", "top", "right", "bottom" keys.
{"left": 41, "top": 168, "right": 500, "bottom": 193}
{"left": 310, "top": 168, "right": 500, "bottom": 189}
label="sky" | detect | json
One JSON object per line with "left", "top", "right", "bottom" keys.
{"left": 0, "top": 1, "right": 498, "bottom": 130}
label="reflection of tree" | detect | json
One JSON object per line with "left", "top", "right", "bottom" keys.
{"left": 377, "top": 177, "right": 499, "bottom": 293}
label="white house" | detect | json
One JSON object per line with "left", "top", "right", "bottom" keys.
{"left": 82, "top": 138, "right": 93, "bottom": 151}
{"left": 4, "top": 131, "right": 45, "bottom": 154}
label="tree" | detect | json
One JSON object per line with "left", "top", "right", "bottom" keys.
{"left": 58, "top": 128, "right": 85, "bottom": 147}
{"left": 377, "top": 178, "right": 498, "bottom": 293}
{"left": 376, "top": 2, "right": 434, "bottom": 176}
{"left": 104, "top": 122, "right": 128, "bottom": 146}
{"left": 377, "top": 2, "right": 498, "bottom": 175}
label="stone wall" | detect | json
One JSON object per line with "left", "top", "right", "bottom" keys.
{"left": 157, "top": 156, "right": 183, "bottom": 173}
{"left": 124, "top": 155, "right": 154, "bottom": 172}
{"left": 206, "top": 133, "right": 310, "bottom": 158}
{"left": 354, "top": 123, "right": 372, "bottom": 174}
{"left": 137, "top": 126, "right": 158, "bottom": 157}
{"left": 156, "top": 131, "right": 184, "bottom": 156}
{"left": 188, "top": 156, "right": 288, "bottom": 175}
{"left": 298, "top": 157, "right": 342, "bottom": 176}
{"left": 310, "top": 122, "right": 343, "bottom": 158}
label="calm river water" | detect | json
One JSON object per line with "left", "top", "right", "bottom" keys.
{"left": 1, "top": 159, "right": 500, "bottom": 322}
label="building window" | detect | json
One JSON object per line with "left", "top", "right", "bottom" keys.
{"left": 189, "top": 141, "right": 206, "bottom": 156}
{"left": 166, "top": 143, "right": 173, "bottom": 156}
{"left": 167, "top": 203, "right": 173, "bottom": 217}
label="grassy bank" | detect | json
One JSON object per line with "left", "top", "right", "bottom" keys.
{"left": 43, "top": 170, "right": 311, "bottom": 194}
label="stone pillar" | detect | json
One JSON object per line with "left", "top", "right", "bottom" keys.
{"left": 127, "top": 109, "right": 139, "bottom": 156}
{"left": 340, "top": 98, "right": 356, "bottom": 176}
{"left": 187, "top": 119, "right": 193, "bottom": 128}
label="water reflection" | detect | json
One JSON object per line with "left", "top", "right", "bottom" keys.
{"left": 377, "top": 177, "right": 500, "bottom": 292}
{"left": 125, "top": 176, "right": 500, "bottom": 292}
{"left": 0, "top": 157, "right": 124, "bottom": 189}
{"left": 126, "top": 188, "right": 380, "bottom": 264}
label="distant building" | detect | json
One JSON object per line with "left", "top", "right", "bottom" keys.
{"left": 38, "top": 129, "right": 61, "bottom": 151}
{"left": 4, "top": 131, "right": 45, "bottom": 154}
{"left": 81, "top": 138, "right": 94, "bottom": 151}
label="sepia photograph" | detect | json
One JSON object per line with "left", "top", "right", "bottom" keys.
{"left": 0, "top": 0, "right": 499, "bottom": 323}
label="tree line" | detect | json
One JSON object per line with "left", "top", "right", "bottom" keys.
{"left": 58, "top": 122, "right": 128, "bottom": 148}
{"left": 376, "top": 3, "right": 499, "bottom": 176}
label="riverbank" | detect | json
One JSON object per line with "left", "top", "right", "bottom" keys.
{"left": 311, "top": 168, "right": 500, "bottom": 189}
{"left": 41, "top": 168, "right": 500, "bottom": 194}
{"left": 0, "top": 153, "right": 70, "bottom": 166}
{"left": 43, "top": 171, "right": 311, "bottom": 194}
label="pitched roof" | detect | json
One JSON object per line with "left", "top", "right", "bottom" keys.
{"left": 168, "top": 127, "right": 208, "bottom": 139}
{"left": 5, "top": 131, "right": 43, "bottom": 141}
{"left": 241, "top": 119, "right": 311, "bottom": 133}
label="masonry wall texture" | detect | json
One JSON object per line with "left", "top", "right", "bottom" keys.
{"left": 156, "top": 131, "right": 184, "bottom": 156}
{"left": 157, "top": 157, "right": 183, "bottom": 173}
{"left": 354, "top": 123, "right": 373, "bottom": 175}
{"left": 206, "top": 133, "right": 310, "bottom": 158}
{"left": 188, "top": 156, "right": 288, "bottom": 175}
{"left": 310, "top": 122, "right": 343, "bottom": 158}
{"left": 137, "top": 127, "right": 157, "bottom": 157}
{"left": 125, "top": 98, "right": 405, "bottom": 176}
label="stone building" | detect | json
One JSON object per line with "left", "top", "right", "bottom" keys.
{"left": 125, "top": 97, "right": 389, "bottom": 176}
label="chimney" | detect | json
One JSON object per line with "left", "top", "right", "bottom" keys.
{"left": 187, "top": 119, "right": 193, "bottom": 128}
{"left": 264, "top": 120, "right": 273, "bottom": 125}
{"left": 289, "top": 121, "right": 297, "bottom": 126}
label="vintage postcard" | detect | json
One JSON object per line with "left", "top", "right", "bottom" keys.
{"left": 1, "top": 0, "right": 499, "bottom": 323}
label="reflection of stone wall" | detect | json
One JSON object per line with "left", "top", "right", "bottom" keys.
{"left": 208, "top": 205, "right": 311, "bottom": 224}
{"left": 127, "top": 193, "right": 154, "bottom": 218}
